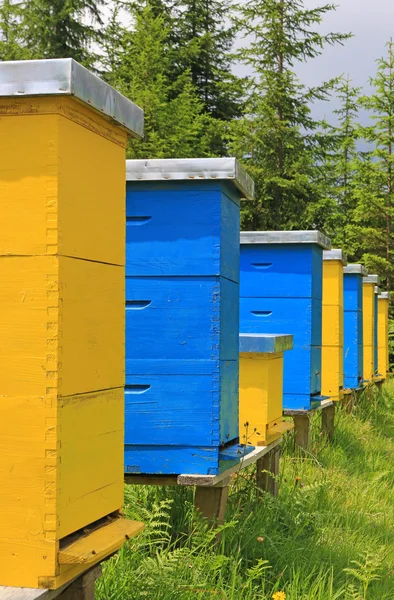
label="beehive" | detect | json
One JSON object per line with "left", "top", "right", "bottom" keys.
{"left": 362, "top": 275, "right": 380, "bottom": 382}
{"left": 125, "top": 158, "right": 255, "bottom": 475}
{"left": 374, "top": 286, "right": 380, "bottom": 377}
{"left": 378, "top": 292, "right": 389, "bottom": 377}
{"left": 0, "top": 59, "right": 144, "bottom": 589}
{"left": 321, "top": 249, "right": 347, "bottom": 400}
{"left": 239, "top": 333, "right": 294, "bottom": 447}
{"left": 343, "top": 264, "right": 368, "bottom": 389}
{"left": 240, "top": 231, "right": 331, "bottom": 410}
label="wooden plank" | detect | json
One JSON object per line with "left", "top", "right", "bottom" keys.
{"left": 177, "top": 438, "right": 282, "bottom": 487}
{"left": 256, "top": 446, "right": 280, "bottom": 497}
{"left": 58, "top": 519, "right": 144, "bottom": 566}
{"left": 124, "top": 475, "right": 178, "bottom": 486}
{"left": 0, "top": 581, "right": 72, "bottom": 600}
{"left": 321, "top": 404, "right": 335, "bottom": 441}
{"left": 293, "top": 414, "right": 310, "bottom": 449}
{"left": 194, "top": 487, "right": 229, "bottom": 524}
{"left": 58, "top": 567, "right": 101, "bottom": 600}
{"left": 283, "top": 399, "right": 334, "bottom": 417}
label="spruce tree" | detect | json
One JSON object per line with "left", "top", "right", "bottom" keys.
{"left": 171, "top": 0, "right": 242, "bottom": 122}
{"left": 351, "top": 41, "right": 394, "bottom": 290}
{"left": 231, "top": 0, "right": 350, "bottom": 231}
{"left": 22, "top": 0, "right": 104, "bottom": 68}
{"left": 103, "top": 1, "right": 211, "bottom": 159}
{"left": 317, "top": 78, "right": 361, "bottom": 249}
{"left": 0, "top": 0, "right": 30, "bottom": 60}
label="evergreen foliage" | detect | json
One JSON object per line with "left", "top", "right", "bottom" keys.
{"left": 350, "top": 41, "right": 394, "bottom": 291}
{"left": 171, "top": 0, "right": 242, "bottom": 122}
{"left": 103, "top": 1, "right": 211, "bottom": 159}
{"left": 0, "top": 0, "right": 29, "bottom": 60}
{"left": 230, "top": 0, "right": 350, "bottom": 231}
{"left": 21, "top": 0, "right": 104, "bottom": 68}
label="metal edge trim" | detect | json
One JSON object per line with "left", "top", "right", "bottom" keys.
{"left": 240, "top": 230, "right": 331, "bottom": 249}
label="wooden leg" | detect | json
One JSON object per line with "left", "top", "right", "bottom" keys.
{"left": 293, "top": 414, "right": 310, "bottom": 449}
{"left": 194, "top": 483, "right": 229, "bottom": 524}
{"left": 59, "top": 566, "right": 102, "bottom": 600}
{"left": 322, "top": 404, "right": 335, "bottom": 442}
{"left": 256, "top": 446, "right": 280, "bottom": 497}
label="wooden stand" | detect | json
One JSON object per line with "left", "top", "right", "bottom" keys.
{"left": 283, "top": 400, "right": 335, "bottom": 450}
{"left": 0, "top": 567, "right": 102, "bottom": 600}
{"left": 125, "top": 439, "right": 282, "bottom": 524}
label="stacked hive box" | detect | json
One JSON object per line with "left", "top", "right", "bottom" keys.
{"left": 343, "top": 264, "right": 368, "bottom": 390}
{"left": 0, "top": 59, "right": 144, "bottom": 589}
{"left": 378, "top": 292, "right": 390, "bottom": 377}
{"left": 239, "top": 334, "right": 294, "bottom": 447}
{"left": 362, "top": 275, "right": 380, "bottom": 382}
{"left": 374, "top": 286, "right": 380, "bottom": 378}
{"left": 240, "top": 231, "right": 331, "bottom": 411}
{"left": 321, "top": 249, "right": 347, "bottom": 400}
{"left": 124, "top": 158, "right": 255, "bottom": 475}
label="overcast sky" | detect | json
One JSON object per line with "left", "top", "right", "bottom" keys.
{"left": 110, "top": 0, "right": 394, "bottom": 122}
{"left": 292, "top": 0, "right": 394, "bottom": 120}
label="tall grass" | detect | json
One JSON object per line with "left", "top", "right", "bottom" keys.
{"left": 97, "top": 381, "right": 394, "bottom": 599}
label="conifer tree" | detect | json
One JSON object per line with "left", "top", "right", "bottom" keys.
{"left": 351, "top": 41, "right": 394, "bottom": 290}
{"left": 0, "top": 0, "right": 30, "bottom": 60}
{"left": 103, "top": 1, "right": 211, "bottom": 159}
{"left": 171, "top": 0, "right": 242, "bottom": 122}
{"left": 231, "top": 0, "right": 350, "bottom": 231}
{"left": 22, "top": 0, "right": 104, "bottom": 68}
{"left": 317, "top": 78, "right": 361, "bottom": 249}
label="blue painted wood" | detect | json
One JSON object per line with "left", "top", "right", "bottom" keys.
{"left": 240, "top": 297, "right": 322, "bottom": 346}
{"left": 125, "top": 174, "right": 242, "bottom": 475}
{"left": 124, "top": 361, "right": 238, "bottom": 447}
{"left": 126, "top": 276, "right": 238, "bottom": 362}
{"left": 124, "top": 444, "right": 251, "bottom": 476}
{"left": 343, "top": 272, "right": 364, "bottom": 389}
{"left": 374, "top": 293, "right": 378, "bottom": 373}
{"left": 240, "top": 245, "right": 323, "bottom": 299}
{"left": 240, "top": 240, "right": 323, "bottom": 411}
{"left": 126, "top": 181, "right": 240, "bottom": 281}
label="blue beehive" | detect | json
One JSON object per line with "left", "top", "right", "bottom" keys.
{"left": 374, "top": 285, "right": 380, "bottom": 375}
{"left": 343, "top": 264, "right": 367, "bottom": 389}
{"left": 240, "top": 231, "right": 331, "bottom": 410}
{"left": 125, "top": 158, "right": 255, "bottom": 475}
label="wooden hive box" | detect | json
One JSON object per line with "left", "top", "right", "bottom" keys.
{"left": 378, "top": 292, "right": 390, "bottom": 378}
{"left": 374, "top": 286, "right": 380, "bottom": 377}
{"left": 124, "top": 158, "right": 255, "bottom": 475}
{"left": 362, "top": 275, "right": 380, "bottom": 382}
{"left": 240, "top": 231, "right": 331, "bottom": 411}
{"left": 321, "top": 249, "right": 347, "bottom": 400}
{"left": 343, "top": 264, "right": 368, "bottom": 390}
{"left": 239, "top": 333, "right": 294, "bottom": 447}
{"left": 0, "top": 59, "right": 144, "bottom": 590}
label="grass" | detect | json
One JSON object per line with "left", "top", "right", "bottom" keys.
{"left": 97, "top": 381, "right": 394, "bottom": 599}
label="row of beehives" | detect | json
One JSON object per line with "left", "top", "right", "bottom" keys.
{"left": 0, "top": 58, "right": 389, "bottom": 592}
{"left": 124, "top": 162, "right": 390, "bottom": 478}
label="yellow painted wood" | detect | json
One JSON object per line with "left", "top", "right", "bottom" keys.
{"left": 58, "top": 519, "right": 145, "bottom": 565}
{"left": 0, "top": 96, "right": 134, "bottom": 589}
{"left": 322, "top": 259, "right": 344, "bottom": 400}
{"left": 378, "top": 296, "right": 389, "bottom": 377}
{"left": 239, "top": 353, "right": 291, "bottom": 446}
{"left": 363, "top": 282, "right": 375, "bottom": 381}
{"left": 0, "top": 97, "right": 127, "bottom": 265}
{"left": 0, "top": 256, "right": 124, "bottom": 397}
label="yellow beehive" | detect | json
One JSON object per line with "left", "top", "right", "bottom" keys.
{"left": 0, "top": 59, "right": 144, "bottom": 589}
{"left": 362, "top": 275, "right": 379, "bottom": 383}
{"left": 378, "top": 292, "right": 389, "bottom": 378}
{"left": 239, "top": 333, "right": 294, "bottom": 446}
{"left": 321, "top": 249, "right": 346, "bottom": 400}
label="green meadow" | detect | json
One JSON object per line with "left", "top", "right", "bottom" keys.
{"left": 97, "top": 382, "right": 394, "bottom": 600}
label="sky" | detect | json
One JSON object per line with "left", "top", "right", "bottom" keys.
{"left": 108, "top": 0, "right": 394, "bottom": 122}
{"left": 292, "top": 0, "right": 394, "bottom": 120}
